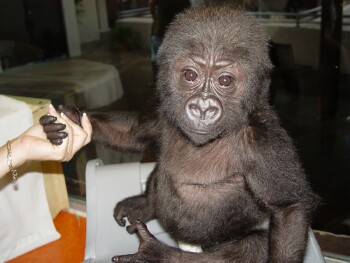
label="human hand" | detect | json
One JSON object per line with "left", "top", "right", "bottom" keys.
{"left": 22, "top": 104, "right": 92, "bottom": 162}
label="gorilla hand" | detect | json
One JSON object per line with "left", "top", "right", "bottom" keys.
{"left": 56, "top": 105, "right": 82, "bottom": 126}
{"left": 40, "top": 105, "right": 83, "bottom": 145}
{"left": 112, "top": 220, "right": 175, "bottom": 263}
{"left": 114, "top": 195, "right": 155, "bottom": 234}
{"left": 38, "top": 114, "right": 66, "bottom": 145}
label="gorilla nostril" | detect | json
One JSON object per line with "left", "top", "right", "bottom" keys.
{"left": 189, "top": 105, "right": 201, "bottom": 118}
{"left": 206, "top": 108, "right": 218, "bottom": 119}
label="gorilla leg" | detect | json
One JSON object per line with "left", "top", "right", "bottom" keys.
{"left": 202, "top": 230, "right": 269, "bottom": 263}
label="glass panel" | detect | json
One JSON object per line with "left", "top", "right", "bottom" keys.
{"left": 1, "top": 0, "right": 349, "bottom": 251}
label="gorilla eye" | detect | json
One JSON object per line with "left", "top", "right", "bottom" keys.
{"left": 184, "top": 69, "right": 198, "bottom": 82}
{"left": 218, "top": 75, "right": 232, "bottom": 86}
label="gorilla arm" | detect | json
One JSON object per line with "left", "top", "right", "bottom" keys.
{"left": 244, "top": 126, "right": 318, "bottom": 263}
{"left": 40, "top": 105, "right": 160, "bottom": 153}
{"left": 84, "top": 110, "right": 160, "bottom": 153}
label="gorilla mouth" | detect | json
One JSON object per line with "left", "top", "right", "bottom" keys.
{"left": 183, "top": 126, "right": 211, "bottom": 135}
{"left": 181, "top": 125, "right": 223, "bottom": 145}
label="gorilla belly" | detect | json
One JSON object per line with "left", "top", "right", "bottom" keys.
{"left": 157, "top": 178, "right": 266, "bottom": 246}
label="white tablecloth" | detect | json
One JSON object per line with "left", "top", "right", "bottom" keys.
{"left": 5, "top": 59, "right": 124, "bottom": 109}
{"left": 0, "top": 95, "right": 60, "bottom": 262}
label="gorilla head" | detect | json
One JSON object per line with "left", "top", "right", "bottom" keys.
{"left": 157, "top": 7, "right": 273, "bottom": 145}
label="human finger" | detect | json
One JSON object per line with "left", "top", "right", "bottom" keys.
{"left": 80, "top": 112, "right": 92, "bottom": 145}
{"left": 57, "top": 105, "right": 82, "bottom": 126}
{"left": 64, "top": 111, "right": 90, "bottom": 155}
{"left": 48, "top": 104, "right": 57, "bottom": 115}
{"left": 60, "top": 109, "right": 80, "bottom": 127}
{"left": 59, "top": 112, "right": 74, "bottom": 160}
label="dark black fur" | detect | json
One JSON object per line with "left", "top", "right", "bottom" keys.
{"left": 41, "top": 6, "right": 318, "bottom": 263}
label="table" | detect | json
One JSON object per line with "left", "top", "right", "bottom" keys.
{"left": 0, "top": 58, "right": 124, "bottom": 109}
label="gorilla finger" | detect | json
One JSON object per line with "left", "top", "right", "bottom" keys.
{"left": 46, "top": 131, "right": 68, "bottom": 140}
{"left": 112, "top": 254, "right": 143, "bottom": 263}
{"left": 39, "top": 115, "right": 57, "bottom": 125}
{"left": 114, "top": 208, "right": 126, "bottom": 226}
{"left": 43, "top": 123, "right": 66, "bottom": 133}
{"left": 135, "top": 220, "right": 154, "bottom": 242}
{"left": 126, "top": 224, "right": 137, "bottom": 234}
{"left": 50, "top": 138, "right": 63, "bottom": 145}
{"left": 114, "top": 208, "right": 127, "bottom": 226}
{"left": 115, "top": 218, "right": 126, "bottom": 227}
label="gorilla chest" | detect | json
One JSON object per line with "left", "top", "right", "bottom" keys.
{"left": 163, "top": 137, "right": 242, "bottom": 181}
{"left": 159, "top": 139, "right": 252, "bottom": 208}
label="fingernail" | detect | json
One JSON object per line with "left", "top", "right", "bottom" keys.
{"left": 53, "top": 139, "right": 63, "bottom": 145}
{"left": 49, "top": 104, "right": 57, "bottom": 113}
{"left": 61, "top": 112, "right": 66, "bottom": 118}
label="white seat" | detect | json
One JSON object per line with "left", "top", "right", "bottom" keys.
{"left": 84, "top": 159, "right": 177, "bottom": 263}
{"left": 84, "top": 159, "right": 325, "bottom": 263}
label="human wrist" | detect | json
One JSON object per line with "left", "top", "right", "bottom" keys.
{"left": 9, "top": 137, "right": 27, "bottom": 169}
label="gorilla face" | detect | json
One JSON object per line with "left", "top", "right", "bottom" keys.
{"left": 157, "top": 7, "right": 273, "bottom": 145}
{"left": 171, "top": 52, "right": 246, "bottom": 145}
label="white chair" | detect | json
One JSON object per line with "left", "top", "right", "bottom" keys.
{"left": 83, "top": 159, "right": 325, "bottom": 263}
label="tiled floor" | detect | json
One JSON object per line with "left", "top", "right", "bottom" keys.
{"left": 81, "top": 36, "right": 350, "bottom": 237}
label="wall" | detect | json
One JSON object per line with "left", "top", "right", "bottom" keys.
{"left": 116, "top": 17, "right": 350, "bottom": 74}
{"left": 78, "top": 0, "right": 101, "bottom": 44}
{"left": 0, "top": 1, "right": 28, "bottom": 42}
{"left": 62, "top": 0, "right": 82, "bottom": 57}
{"left": 265, "top": 25, "right": 350, "bottom": 74}
{"left": 116, "top": 17, "right": 152, "bottom": 50}
{"left": 61, "top": 0, "right": 109, "bottom": 55}
{"left": 266, "top": 26, "right": 320, "bottom": 68}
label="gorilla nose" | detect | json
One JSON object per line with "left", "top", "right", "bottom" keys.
{"left": 186, "top": 96, "right": 222, "bottom": 125}
{"left": 189, "top": 104, "right": 217, "bottom": 120}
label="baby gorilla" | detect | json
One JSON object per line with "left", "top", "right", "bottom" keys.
{"left": 41, "top": 6, "right": 319, "bottom": 263}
